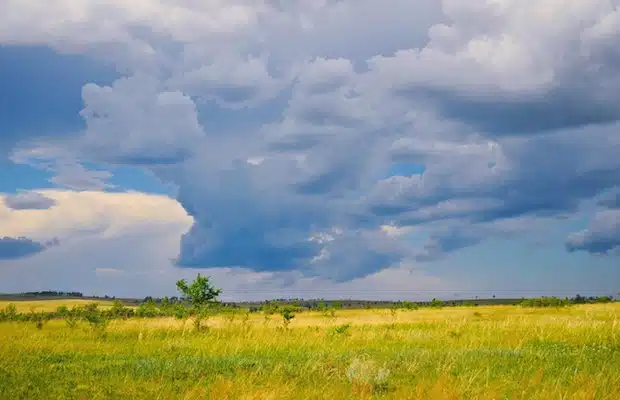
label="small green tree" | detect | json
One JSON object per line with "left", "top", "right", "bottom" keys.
{"left": 281, "top": 308, "right": 295, "bottom": 328}
{"left": 429, "top": 298, "right": 444, "bottom": 308}
{"left": 176, "top": 274, "right": 222, "bottom": 331}
{"left": 1, "top": 304, "right": 18, "bottom": 321}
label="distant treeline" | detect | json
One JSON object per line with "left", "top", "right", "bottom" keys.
{"left": 7, "top": 291, "right": 84, "bottom": 298}
{"left": 519, "top": 295, "right": 614, "bottom": 308}
{"left": 0, "top": 295, "right": 616, "bottom": 327}
{"left": 1, "top": 292, "right": 616, "bottom": 310}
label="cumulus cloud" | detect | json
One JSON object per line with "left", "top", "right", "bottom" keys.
{"left": 0, "top": 189, "right": 461, "bottom": 299}
{"left": 366, "top": 0, "right": 620, "bottom": 135}
{"left": 566, "top": 210, "right": 620, "bottom": 255}
{"left": 0, "top": 190, "right": 192, "bottom": 295}
{"left": 4, "top": 192, "right": 56, "bottom": 210}
{"left": 2, "top": 0, "right": 620, "bottom": 285}
{"left": 79, "top": 75, "right": 206, "bottom": 165}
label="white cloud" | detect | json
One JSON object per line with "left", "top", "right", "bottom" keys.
{"left": 80, "top": 75, "right": 206, "bottom": 164}
{"left": 0, "top": 189, "right": 458, "bottom": 299}
{"left": 0, "top": 190, "right": 191, "bottom": 242}
{"left": 2, "top": 0, "right": 620, "bottom": 287}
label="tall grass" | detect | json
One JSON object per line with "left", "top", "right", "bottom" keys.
{"left": 1, "top": 303, "right": 619, "bottom": 399}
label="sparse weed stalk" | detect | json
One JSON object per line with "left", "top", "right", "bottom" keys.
{"left": 240, "top": 311, "right": 250, "bottom": 326}
{"left": 224, "top": 307, "right": 237, "bottom": 324}
{"left": 65, "top": 314, "right": 79, "bottom": 329}
{"left": 34, "top": 313, "right": 49, "bottom": 330}
{"left": 192, "top": 306, "right": 212, "bottom": 332}
{"left": 323, "top": 307, "right": 337, "bottom": 318}
{"left": 330, "top": 323, "right": 351, "bottom": 336}
{"left": 346, "top": 357, "right": 391, "bottom": 395}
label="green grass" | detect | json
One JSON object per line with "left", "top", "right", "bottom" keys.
{"left": 1, "top": 304, "right": 620, "bottom": 399}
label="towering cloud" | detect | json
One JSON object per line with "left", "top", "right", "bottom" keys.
{"left": 1, "top": 0, "right": 618, "bottom": 282}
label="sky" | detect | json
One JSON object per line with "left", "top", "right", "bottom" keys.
{"left": 1, "top": 0, "right": 619, "bottom": 301}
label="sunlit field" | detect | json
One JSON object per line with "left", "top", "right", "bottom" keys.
{"left": 0, "top": 299, "right": 119, "bottom": 313}
{"left": 1, "top": 303, "right": 619, "bottom": 399}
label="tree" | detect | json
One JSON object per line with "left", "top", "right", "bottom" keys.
{"left": 176, "top": 274, "right": 222, "bottom": 307}
{"left": 176, "top": 274, "right": 222, "bottom": 331}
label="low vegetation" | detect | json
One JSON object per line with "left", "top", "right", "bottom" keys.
{"left": 0, "top": 277, "right": 618, "bottom": 399}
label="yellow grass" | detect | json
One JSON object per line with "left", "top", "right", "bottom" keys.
{"left": 0, "top": 299, "right": 118, "bottom": 312}
{"left": 1, "top": 302, "right": 620, "bottom": 399}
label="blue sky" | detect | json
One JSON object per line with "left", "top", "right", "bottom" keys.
{"left": 0, "top": 1, "right": 619, "bottom": 300}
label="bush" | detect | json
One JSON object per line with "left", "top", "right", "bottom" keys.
{"left": 280, "top": 307, "right": 296, "bottom": 328}
{"left": 400, "top": 301, "right": 419, "bottom": 310}
{"left": 429, "top": 299, "right": 444, "bottom": 308}
{"left": 109, "top": 300, "right": 134, "bottom": 319}
{"left": 0, "top": 303, "right": 18, "bottom": 322}
{"left": 56, "top": 305, "right": 69, "bottom": 317}
{"left": 135, "top": 300, "right": 163, "bottom": 318}
{"left": 330, "top": 323, "right": 351, "bottom": 336}
{"left": 520, "top": 297, "right": 570, "bottom": 308}
{"left": 84, "top": 309, "right": 109, "bottom": 337}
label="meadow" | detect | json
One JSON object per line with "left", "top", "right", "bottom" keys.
{"left": 1, "top": 301, "right": 620, "bottom": 399}
{"left": 0, "top": 299, "right": 118, "bottom": 313}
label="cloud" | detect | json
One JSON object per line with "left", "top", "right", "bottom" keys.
{"left": 10, "top": 145, "right": 114, "bottom": 191}
{"left": 2, "top": 0, "right": 620, "bottom": 283}
{"left": 0, "top": 45, "right": 118, "bottom": 160}
{"left": 598, "top": 188, "right": 620, "bottom": 209}
{"left": 566, "top": 209, "right": 620, "bottom": 255}
{"left": 0, "top": 189, "right": 462, "bottom": 299}
{"left": 366, "top": 0, "right": 620, "bottom": 135}
{"left": 0, "top": 190, "right": 191, "bottom": 243}
{"left": 79, "top": 75, "right": 206, "bottom": 165}
{"left": 0, "top": 189, "right": 193, "bottom": 295}
{"left": 4, "top": 192, "right": 56, "bottom": 210}
{"left": 0, "top": 236, "right": 56, "bottom": 260}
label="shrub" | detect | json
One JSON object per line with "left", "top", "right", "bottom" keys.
{"left": 331, "top": 323, "right": 351, "bottom": 336}
{"left": 83, "top": 308, "right": 109, "bottom": 337}
{"left": 109, "top": 300, "right": 134, "bottom": 319}
{"left": 0, "top": 303, "right": 18, "bottom": 322}
{"left": 401, "top": 301, "right": 419, "bottom": 310}
{"left": 280, "top": 307, "right": 296, "bottom": 328}
{"left": 429, "top": 299, "right": 444, "bottom": 308}
{"left": 56, "top": 305, "right": 69, "bottom": 317}
{"left": 173, "top": 304, "right": 187, "bottom": 320}
{"left": 520, "top": 297, "right": 571, "bottom": 308}
{"left": 136, "top": 300, "right": 162, "bottom": 318}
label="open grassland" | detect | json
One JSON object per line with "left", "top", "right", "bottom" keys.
{"left": 0, "top": 299, "right": 119, "bottom": 313}
{"left": 1, "top": 303, "right": 620, "bottom": 399}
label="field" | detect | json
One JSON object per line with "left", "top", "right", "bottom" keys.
{"left": 0, "top": 299, "right": 118, "bottom": 313}
{"left": 1, "top": 303, "right": 620, "bottom": 399}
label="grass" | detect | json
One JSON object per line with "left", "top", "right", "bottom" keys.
{"left": 1, "top": 303, "right": 620, "bottom": 399}
{"left": 0, "top": 299, "right": 119, "bottom": 313}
